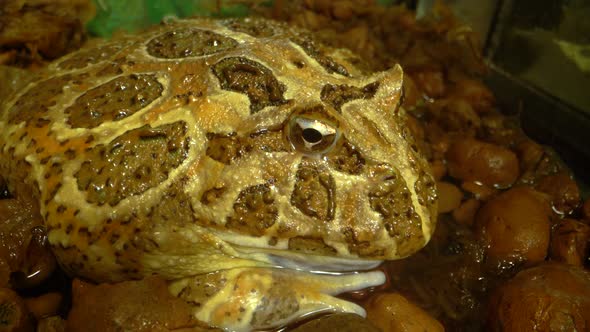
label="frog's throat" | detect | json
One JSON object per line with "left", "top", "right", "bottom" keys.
{"left": 137, "top": 224, "right": 384, "bottom": 278}
{"left": 169, "top": 267, "right": 385, "bottom": 331}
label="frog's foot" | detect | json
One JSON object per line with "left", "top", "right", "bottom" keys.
{"left": 169, "top": 267, "right": 385, "bottom": 331}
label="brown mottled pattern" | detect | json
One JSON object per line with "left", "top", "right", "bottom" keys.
{"left": 291, "top": 162, "right": 335, "bottom": 221}
{"left": 205, "top": 132, "right": 241, "bottom": 164}
{"left": 414, "top": 169, "right": 438, "bottom": 213}
{"left": 251, "top": 275, "right": 299, "bottom": 326}
{"left": 65, "top": 74, "right": 164, "bottom": 129}
{"left": 148, "top": 180, "right": 196, "bottom": 227}
{"left": 326, "top": 138, "right": 365, "bottom": 175}
{"left": 8, "top": 74, "right": 74, "bottom": 125}
{"left": 206, "top": 128, "right": 290, "bottom": 165}
{"left": 291, "top": 36, "right": 350, "bottom": 76}
{"left": 146, "top": 28, "right": 239, "bottom": 59}
{"left": 226, "top": 184, "right": 277, "bottom": 236}
{"left": 320, "top": 82, "right": 379, "bottom": 112}
{"left": 368, "top": 165, "right": 424, "bottom": 257}
{"left": 57, "top": 43, "right": 126, "bottom": 70}
{"left": 222, "top": 17, "right": 283, "bottom": 37}
{"left": 212, "top": 57, "right": 287, "bottom": 113}
{"left": 178, "top": 272, "right": 227, "bottom": 307}
{"left": 344, "top": 227, "right": 386, "bottom": 258}
{"left": 247, "top": 128, "right": 290, "bottom": 153}
{"left": 76, "top": 122, "right": 189, "bottom": 206}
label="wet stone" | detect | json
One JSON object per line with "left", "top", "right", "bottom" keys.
{"left": 147, "top": 28, "right": 238, "bottom": 59}
{"left": 291, "top": 313, "right": 380, "bottom": 332}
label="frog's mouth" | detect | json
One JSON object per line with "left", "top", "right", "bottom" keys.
{"left": 234, "top": 244, "right": 383, "bottom": 273}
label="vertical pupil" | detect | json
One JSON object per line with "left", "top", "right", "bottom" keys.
{"left": 302, "top": 128, "right": 323, "bottom": 143}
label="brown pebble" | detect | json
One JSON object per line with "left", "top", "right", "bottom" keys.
{"left": 365, "top": 292, "right": 444, "bottom": 332}
{"left": 332, "top": 1, "right": 354, "bottom": 20}
{"left": 474, "top": 186, "right": 551, "bottom": 266}
{"left": 436, "top": 181, "right": 462, "bottom": 214}
{"left": 0, "top": 287, "right": 33, "bottom": 331}
{"left": 447, "top": 138, "right": 519, "bottom": 188}
{"left": 487, "top": 263, "right": 590, "bottom": 332}
{"left": 583, "top": 198, "right": 590, "bottom": 222}
{"left": 36, "top": 316, "right": 66, "bottom": 332}
{"left": 24, "top": 292, "right": 62, "bottom": 320}
{"left": 536, "top": 172, "right": 580, "bottom": 215}
{"left": 550, "top": 218, "right": 590, "bottom": 266}
{"left": 452, "top": 198, "right": 481, "bottom": 226}
{"left": 461, "top": 181, "right": 496, "bottom": 200}
{"left": 429, "top": 160, "right": 447, "bottom": 181}
{"left": 291, "top": 313, "right": 380, "bottom": 332}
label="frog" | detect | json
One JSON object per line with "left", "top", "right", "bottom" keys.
{"left": 0, "top": 17, "right": 437, "bottom": 331}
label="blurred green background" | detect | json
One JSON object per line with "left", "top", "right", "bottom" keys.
{"left": 87, "top": 0, "right": 398, "bottom": 37}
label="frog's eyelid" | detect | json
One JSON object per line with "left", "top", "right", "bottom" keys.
{"left": 288, "top": 116, "right": 341, "bottom": 155}
{"left": 295, "top": 118, "right": 337, "bottom": 137}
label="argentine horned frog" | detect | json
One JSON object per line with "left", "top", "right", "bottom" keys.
{"left": 0, "top": 17, "right": 437, "bottom": 330}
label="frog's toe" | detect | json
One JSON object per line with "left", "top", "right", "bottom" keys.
{"left": 169, "top": 267, "right": 385, "bottom": 331}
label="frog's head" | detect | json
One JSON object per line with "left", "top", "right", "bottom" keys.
{"left": 202, "top": 61, "right": 438, "bottom": 271}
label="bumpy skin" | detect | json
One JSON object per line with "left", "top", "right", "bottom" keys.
{"left": 0, "top": 18, "right": 437, "bottom": 330}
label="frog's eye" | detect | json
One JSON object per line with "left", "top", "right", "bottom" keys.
{"left": 288, "top": 116, "right": 340, "bottom": 155}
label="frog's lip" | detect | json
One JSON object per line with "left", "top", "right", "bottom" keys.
{"left": 234, "top": 246, "right": 383, "bottom": 274}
